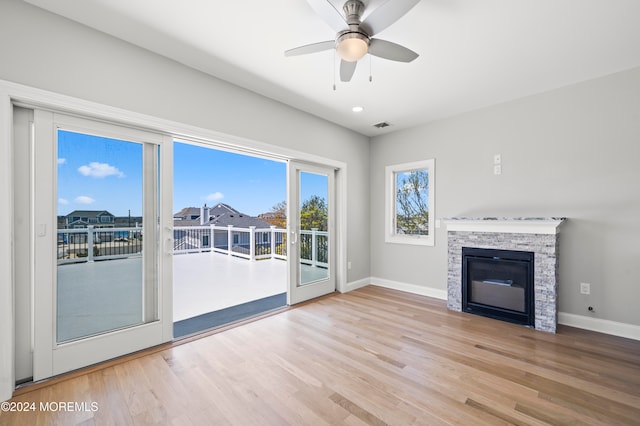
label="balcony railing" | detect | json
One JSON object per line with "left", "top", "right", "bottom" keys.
{"left": 57, "top": 225, "right": 143, "bottom": 264}
{"left": 173, "top": 225, "right": 328, "bottom": 267}
{"left": 299, "top": 229, "right": 328, "bottom": 268}
{"left": 57, "top": 224, "right": 328, "bottom": 267}
{"left": 173, "top": 225, "right": 287, "bottom": 261}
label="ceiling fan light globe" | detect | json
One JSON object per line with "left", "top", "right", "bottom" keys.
{"left": 336, "top": 33, "right": 369, "bottom": 62}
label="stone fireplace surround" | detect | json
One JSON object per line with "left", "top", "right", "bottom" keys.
{"left": 443, "top": 218, "right": 565, "bottom": 333}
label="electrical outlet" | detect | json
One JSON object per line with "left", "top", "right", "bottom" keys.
{"left": 580, "top": 282, "right": 591, "bottom": 295}
{"left": 494, "top": 154, "right": 501, "bottom": 164}
{"left": 493, "top": 165, "right": 502, "bottom": 175}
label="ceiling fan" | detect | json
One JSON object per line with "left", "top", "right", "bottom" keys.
{"left": 285, "top": 0, "right": 420, "bottom": 82}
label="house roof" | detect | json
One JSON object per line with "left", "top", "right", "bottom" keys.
{"left": 65, "top": 210, "right": 114, "bottom": 218}
{"left": 209, "top": 213, "right": 272, "bottom": 229}
{"left": 209, "top": 203, "right": 241, "bottom": 216}
{"left": 173, "top": 207, "right": 201, "bottom": 218}
{"left": 173, "top": 203, "right": 274, "bottom": 229}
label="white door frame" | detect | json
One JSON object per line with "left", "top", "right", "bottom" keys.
{"left": 0, "top": 87, "right": 15, "bottom": 402}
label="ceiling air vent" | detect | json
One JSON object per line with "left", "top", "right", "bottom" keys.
{"left": 373, "top": 121, "right": 391, "bottom": 129}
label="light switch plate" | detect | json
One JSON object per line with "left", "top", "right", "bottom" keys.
{"left": 580, "top": 282, "right": 591, "bottom": 295}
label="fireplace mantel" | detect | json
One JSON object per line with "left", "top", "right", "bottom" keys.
{"left": 441, "top": 217, "right": 566, "bottom": 234}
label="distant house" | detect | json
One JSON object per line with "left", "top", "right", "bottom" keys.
{"left": 173, "top": 203, "right": 278, "bottom": 253}
{"left": 64, "top": 210, "right": 115, "bottom": 229}
{"left": 173, "top": 203, "right": 272, "bottom": 228}
{"left": 173, "top": 207, "right": 201, "bottom": 222}
{"left": 61, "top": 210, "right": 142, "bottom": 244}
{"left": 60, "top": 210, "right": 115, "bottom": 244}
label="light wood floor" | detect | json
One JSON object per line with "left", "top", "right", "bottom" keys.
{"left": 2, "top": 286, "right": 639, "bottom": 425}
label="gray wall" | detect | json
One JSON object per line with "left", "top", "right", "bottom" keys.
{"left": 370, "top": 66, "right": 640, "bottom": 326}
{"left": 0, "top": 0, "right": 371, "bottom": 282}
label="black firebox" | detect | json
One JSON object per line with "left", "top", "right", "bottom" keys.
{"left": 462, "top": 247, "right": 534, "bottom": 327}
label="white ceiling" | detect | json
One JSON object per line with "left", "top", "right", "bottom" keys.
{"left": 22, "top": 0, "right": 640, "bottom": 137}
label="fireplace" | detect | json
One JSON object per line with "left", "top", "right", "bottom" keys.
{"left": 443, "top": 217, "right": 565, "bottom": 333}
{"left": 462, "top": 247, "right": 534, "bottom": 327}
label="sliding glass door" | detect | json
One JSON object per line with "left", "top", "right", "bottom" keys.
{"left": 32, "top": 111, "right": 173, "bottom": 380}
{"left": 288, "top": 161, "right": 336, "bottom": 304}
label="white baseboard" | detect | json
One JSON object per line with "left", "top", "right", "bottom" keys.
{"left": 558, "top": 312, "right": 640, "bottom": 341}
{"left": 344, "top": 277, "right": 371, "bottom": 292}
{"left": 345, "top": 278, "right": 640, "bottom": 342}
{"left": 369, "top": 276, "right": 448, "bottom": 300}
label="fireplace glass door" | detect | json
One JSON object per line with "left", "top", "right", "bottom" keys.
{"left": 462, "top": 247, "right": 534, "bottom": 326}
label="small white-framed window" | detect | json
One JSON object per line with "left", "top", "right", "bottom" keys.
{"left": 385, "top": 159, "right": 435, "bottom": 246}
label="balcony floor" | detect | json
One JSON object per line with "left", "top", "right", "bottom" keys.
{"left": 172, "top": 252, "right": 286, "bottom": 321}
{"left": 57, "top": 252, "right": 289, "bottom": 341}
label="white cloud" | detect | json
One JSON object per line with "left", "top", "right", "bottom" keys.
{"left": 202, "top": 192, "right": 224, "bottom": 202}
{"left": 58, "top": 198, "right": 69, "bottom": 205}
{"left": 78, "top": 162, "right": 124, "bottom": 178}
{"left": 74, "top": 195, "right": 95, "bottom": 205}
{"left": 57, "top": 158, "right": 66, "bottom": 165}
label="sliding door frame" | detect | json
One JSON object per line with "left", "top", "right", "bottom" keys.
{"left": 0, "top": 79, "right": 347, "bottom": 400}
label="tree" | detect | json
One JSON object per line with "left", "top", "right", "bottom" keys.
{"left": 263, "top": 200, "right": 287, "bottom": 229}
{"left": 396, "top": 170, "right": 429, "bottom": 235}
{"left": 261, "top": 197, "right": 328, "bottom": 231}
{"left": 300, "top": 195, "right": 327, "bottom": 231}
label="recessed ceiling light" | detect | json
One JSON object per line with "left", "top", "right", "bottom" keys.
{"left": 352, "top": 106, "right": 364, "bottom": 113}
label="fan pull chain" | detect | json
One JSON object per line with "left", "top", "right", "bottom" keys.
{"left": 333, "top": 50, "right": 337, "bottom": 91}
{"left": 369, "top": 55, "right": 373, "bottom": 82}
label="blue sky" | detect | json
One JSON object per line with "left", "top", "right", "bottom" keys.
{"left": 57, "top": 133, "right": 325, "bottom": 218}
{"left": 173, "top": 142, "right": 286, "bottom": 216}
{"left": 57, "top": 131, "right": 143, "bottom": 217}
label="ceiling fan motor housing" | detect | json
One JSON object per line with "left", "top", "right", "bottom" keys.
{"left": 343, "top": 0, "right": 365, "bottom": 27}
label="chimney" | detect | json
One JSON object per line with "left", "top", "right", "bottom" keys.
{"left": 200, "top": 204, "right": 210, "bottom": 225}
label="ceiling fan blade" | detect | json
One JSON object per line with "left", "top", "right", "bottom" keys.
{"left": 340, "top": 60, "right": 357, "bottom": 82}
{"left": 306, "top": 0, "right": 347, "bottom": 32}
{"left": 360, "top": 0, "right": 420, "bottom": 36}
{"left": 368, "top": 38, "right": 418, "bottom": 62}
{"left": 285, "top": 40, "right": 335, "bottom": 57}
